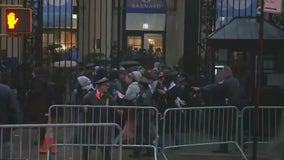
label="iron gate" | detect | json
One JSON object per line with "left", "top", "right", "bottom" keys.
{"left": 0, "top": 0, "right": 266, "bottom": 116}
{"left": 0, "top": 0, "right": 124, "bottom": 107}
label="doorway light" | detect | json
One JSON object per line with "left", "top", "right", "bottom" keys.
{"left": 148, "top": 39, "right": 155, "bottom": 44}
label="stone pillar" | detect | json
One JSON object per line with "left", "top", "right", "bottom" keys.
{"left": 183, "top": 0, "right": 199, "bottom": 79}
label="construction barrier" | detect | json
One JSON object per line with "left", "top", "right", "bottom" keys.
{"left": 0, "top": 123, "right": 122, "bottom": 160}
{"left": 161, "top": 106, "right": 248, "bottom": 160}
{"left": 241, "top": 106, "right": 284, "bottom": 150}
{"left": 48, "top": 105, "right": 159, "bottom": 160}
{"left": 39, "top": 121, "right": 57, "bottom": 154}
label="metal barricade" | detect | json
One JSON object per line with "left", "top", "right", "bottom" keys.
{"left": 241, "top": 106, "right": 284, "bottom": 150}
{"left": 48, "top": 105, "right": 159, "bottom": 160}
{"left": 161, "top": 106, "right": 247, "bottom": 160}
{"left": 0, "top": 123, "right": 122, "bottom": 160}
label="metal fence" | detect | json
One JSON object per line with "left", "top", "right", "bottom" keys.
{"left": 161, "top": 106, "right": 247, "bottom": 160}
{"left": 2, "top": 106, "right": 284, "bottom": 160}
{"left": 0, "top": 123, "right": 122, "bottom": 160}
{"left": 43, "top": 105, "right": 284, "bottom": 160}
{"left": 48, "top": 104, "right": 159, "bottom": 160}
{"left": 241, "top": 106, "right": 284, "bottom": 149}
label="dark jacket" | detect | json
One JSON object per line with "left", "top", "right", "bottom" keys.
{"left": 82, "top": 90, "right": 118, "bottom": 144}
{"left": 201, "top": 75, "right": 245, "bottom": 108}
{"left": 25, "top": 76, "right": 51, "bottom": 123}
{"left": 84, "top": 90, "right": 116, "bottom": 123}
{"left": 0, "top": 83, "right": 22, "bottom": 142}
{"left": 201, "top": 76, "right": 244, "bottom": 138}
{"left": 137, "top": 88, "right": 154, "bottom": 106}
{"left": 163, "top": 84, "right": 179, "bottom": 109}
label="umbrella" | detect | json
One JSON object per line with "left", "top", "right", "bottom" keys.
{"left": 119, "top": 60, "right": 140, "bottom": 69}
{"left": 47, "top": 44, "right": 62, "bottom": 50}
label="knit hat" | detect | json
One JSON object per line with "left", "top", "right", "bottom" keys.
{"left": 77, "top": 76, "right": 92, "bottom": 90}
{"left": 131, "top": 71, "right": 142, "bottom": 81}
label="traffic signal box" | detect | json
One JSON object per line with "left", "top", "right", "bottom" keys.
{"left": 5, "top": 8, "right": 32, "bottom": 34}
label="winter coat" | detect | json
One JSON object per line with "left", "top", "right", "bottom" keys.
{"left": 201, "top": 75, "right": 244, "bottom": 107}
{"left": 24, "top": 76, "right": 52, "bottom": 123}
{"left": 0, "top": 83, "right": 22, "bottom": 143}
{"left": 81, "top": 90, "right": 118, "bottom": 145}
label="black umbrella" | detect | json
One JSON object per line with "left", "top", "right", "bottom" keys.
{"left": 119, "top": 60, "right": 140, "bottom": 69}
{"left": 47, "top": 44, "right": 62, "bottom": 50}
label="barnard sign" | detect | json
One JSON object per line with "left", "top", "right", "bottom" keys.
{"left": 126, "top": 0, "right": 167, "bottom": 13}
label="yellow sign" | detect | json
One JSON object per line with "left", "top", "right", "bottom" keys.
{"left": 7, "top": 12, "right": 19, "bottom": 29}
{"left": 5, "top": 8, "right": 32, "bottom": 34}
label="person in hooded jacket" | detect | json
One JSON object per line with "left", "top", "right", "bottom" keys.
{"left": 72, "top": 75, "right": 95, "bottom": 144}
{"left": 24, "top": 67, "right": 53, "bottom": 145}
{"left": 115, "top": 70, "right": 141, "bottom": 145}
{"left": 0, "top": 71, "right": 22, "bottom": 159}
{"left": 130, "top": 76, "right": 156, "bottom": 157}
{"left": 116, "top": 70, "right": 141, "bottom": 105}
{"left": 71, "top": 75, "right": 95, "bottom": 105}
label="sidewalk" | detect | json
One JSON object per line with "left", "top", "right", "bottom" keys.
{"left": 123, "top": 144, "right": 268, "bottom": 160}
{"left": 9, "top": 127, "right": 270, "bottom": 160}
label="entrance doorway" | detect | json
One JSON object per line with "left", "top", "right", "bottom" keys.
{"left": 144, "top": 34, "right": 163, "bottom": 53}
{"left": 127, "top": 33, "right": 163, "bottom": 55}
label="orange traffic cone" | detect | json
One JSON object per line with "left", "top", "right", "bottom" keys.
{"left": 39, "top": 123, "right": 57, "bottom": 154}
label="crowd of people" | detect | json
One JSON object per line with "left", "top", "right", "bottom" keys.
{"left": 70, "top": 61, "right": 194, "bottom": 159}
{"left": 72, "top": 60, "right": 192, "bottom": 112}
{"left": 70, "top": 57, "right": 251, "bottom": 158}
{"left": 0, "top": 53, "right": 252, "bottom": 159}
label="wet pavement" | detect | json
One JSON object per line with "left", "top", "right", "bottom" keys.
{"left": 6, "top": 127, "right": 270, "bottom": 160}
{"left": 124, "top": 144, "right": 268, "bottom": 160}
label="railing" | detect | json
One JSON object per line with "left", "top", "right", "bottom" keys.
{"left": 48, "top": 104, "right": 159, "bottom": 160}
{"left": 241, "top": 106, "right": 284, "bottom": 150}
{"left": 161, "top": 106, "right": 247, "bottom": 160}
{"left": 5, "top": 105, "right": 279, "bottom": 160}
{"left": 0, "top": 123, "right": 122, "bottom": 160}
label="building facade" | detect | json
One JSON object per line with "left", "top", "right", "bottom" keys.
{"left": 0, "top": 0, "right": 188, "bottom": 67}
{"left": 1, "top": 0, "right": 284, "bottom": 102}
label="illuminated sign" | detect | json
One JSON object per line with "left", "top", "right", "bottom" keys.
{"left": 5, "top": 8, "right": 32, "bottom": 34}
{"left": 126, "top": 0, "right": 167, "bottom": 13}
